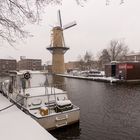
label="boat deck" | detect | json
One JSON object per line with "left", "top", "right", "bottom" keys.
{"left": 29, "top": 104, "right": 79, "bottom": 118}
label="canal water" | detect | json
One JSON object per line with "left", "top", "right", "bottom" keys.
{"left": 50, "top": 77, "right": 140, "bottom": 140}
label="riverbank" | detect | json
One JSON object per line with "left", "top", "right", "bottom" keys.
{"left": 57, "top": 74, "right": 119, "bottom": 83}
{"left": 57, "top": 74, "right": 140, "bottom": 84}
{"left": 0, "top": 94, "right": 56, "bottom": 140}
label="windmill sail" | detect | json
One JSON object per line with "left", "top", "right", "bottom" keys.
{"left": 63, "top": 21, "right": 77, "bottom": 30}
{"left": 57, "top": 10, "right": 62, "bottom": 27}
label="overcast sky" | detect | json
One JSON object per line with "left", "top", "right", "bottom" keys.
{"left": 0, "top": 0, "right": 140, "bottom": 64}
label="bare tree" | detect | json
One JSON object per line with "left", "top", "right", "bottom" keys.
{"left": 99, "top": 49, "right": 110, "bottom": 62}
{"left": 98, "top": 39, "right": 129, "bottom": 69}
{"left": 0, "top": 0, "right": 87, "bottom": 45}
{"left": 84, "top": 51, "right": 92, "bottom": 62}
{"left": 0, "top": 0, "right": 125, "bottom": 45}
{"left": 84, "top": 51, "right": 94, "bottom": 70}
{"left": 77, "top": 55, "right": 85, "bottom": 70}
{"left": 77, "top": 51, "right": 94, "bottom": 70}
{"left": 108, "top": 39, "right": 128, "bottom": 61}
{"left": 106, "top": 0, "right": 124, "bottom": 5}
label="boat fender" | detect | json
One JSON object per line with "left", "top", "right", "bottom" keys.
{"left": 24, "top": 72, "right": 30, "bottom": 80}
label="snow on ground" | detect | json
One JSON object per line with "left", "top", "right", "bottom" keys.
{"left": 58, "top": 74, "right": 119, "bottom": 82}
{"left": 0, "top": 94, "right": 56, "bottom": 140}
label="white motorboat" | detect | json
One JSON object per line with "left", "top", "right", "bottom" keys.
{"left": 1, "top": 71, "right": 80, "bottom": 130}
{"left": 87, "top": 70, "right": 104, "bottom": 77}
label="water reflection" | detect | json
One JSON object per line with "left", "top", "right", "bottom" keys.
{"left": 51, "top": 77, "right": 140, "bottom": 140}
{"left": 52, "top": 75, "right": 65, "bottom": 85}
{"left": 50, "top": 122, "right": 81, "bottom": 140}
{"left": 51, "top": 75, "right": 66, "bottom": 91}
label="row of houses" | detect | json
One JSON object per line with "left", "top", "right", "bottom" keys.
{"left": 0, "top": 58, "right": 97, "bottom": 73}
{"left": 0, "top": 58, "right": 82, "bottom": 73}
{"left": 0, "top": 57, "right": 42, "bottom": 72}
{"left": 1, "top": 53, "right": 140, "bottom": 78}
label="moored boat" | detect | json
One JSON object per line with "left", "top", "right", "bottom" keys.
{"left": 1, "top": 71, "right": 80, "bottom": 130}
{"left": 87, "top": 70, "right": 104, "bottom": 77}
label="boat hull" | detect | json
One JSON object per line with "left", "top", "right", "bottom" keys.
{"left": 31, "top": 108, "right": 80, "bottom": 130}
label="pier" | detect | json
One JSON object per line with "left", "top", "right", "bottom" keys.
{"left": 57, "top": 74, "right": 119, "bottom": 83}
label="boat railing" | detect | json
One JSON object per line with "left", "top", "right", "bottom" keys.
{"left": 48, "top": 83, "right": 66, "bottom": 91}
{"left": 24, "top": 83, "right": 66, "bottom": 91}
{"left": 17, "top": 83, "right": 68, "bottom": 112}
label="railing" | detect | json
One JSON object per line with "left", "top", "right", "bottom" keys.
{"left": 48, "top": 83, "right": 66, "bottom": 91}
{"left": 24, "top": 83, "right": 66, "bottom": 91}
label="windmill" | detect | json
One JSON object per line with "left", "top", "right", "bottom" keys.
{"left": 47, "top": 10, "right": 77, "bottom": 74}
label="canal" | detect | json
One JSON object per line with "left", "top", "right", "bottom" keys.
{"left": 50, "top": 77, "right": 140, "bottom": 140}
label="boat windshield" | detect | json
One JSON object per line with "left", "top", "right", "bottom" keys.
{"left": 20, "top": 73, "right": 48, "bottom": 89}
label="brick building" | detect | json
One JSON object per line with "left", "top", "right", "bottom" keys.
{"left": 105, "top": 61, "right": 140, "bottom": 80}
{"left": 18, "top": 58, "right": 42, "bottom": 71}
{"left": 0, "top": 59, "right": 17, "bottom": 72}
{"left": 65, "top": 61, "right": 80, "bottom": 72}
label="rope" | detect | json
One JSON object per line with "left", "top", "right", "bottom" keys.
{"left": 0, "top": 103, "right": 15, "bottom": 112}
{"left": 0, "top": 96, "right": 25, "bottom": 112}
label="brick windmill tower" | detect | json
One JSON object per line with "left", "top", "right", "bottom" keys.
{"left": 47, "top": 10, "right": 76, "bottom": 74}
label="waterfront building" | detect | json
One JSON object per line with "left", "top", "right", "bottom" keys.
{"left": 65, "top": 60, "right": 100, "bottom": 72}
{"left": 65, "top": 61, "right": 80, "bottom": 72}
{"left": 105, "top": 61, "right": 140, "bottom": 80}
{"left": 18, "top": 57, "right": 42, "bottom": 71}
{"left": 0, "top": 59, "right": 17, "bottom": 72}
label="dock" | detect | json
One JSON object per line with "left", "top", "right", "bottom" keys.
{"left": 0, "top": 94, "right": 56, "bottom": 140}
{"left": 57, "top": 74, "right": 140, "bottom": 84}
{"left": 57, "top": 74, "right": 119, "bottom": 83}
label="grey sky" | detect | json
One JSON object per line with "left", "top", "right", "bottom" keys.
{"left": 0, "top": 0, "right": 140, "bottom": 64}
